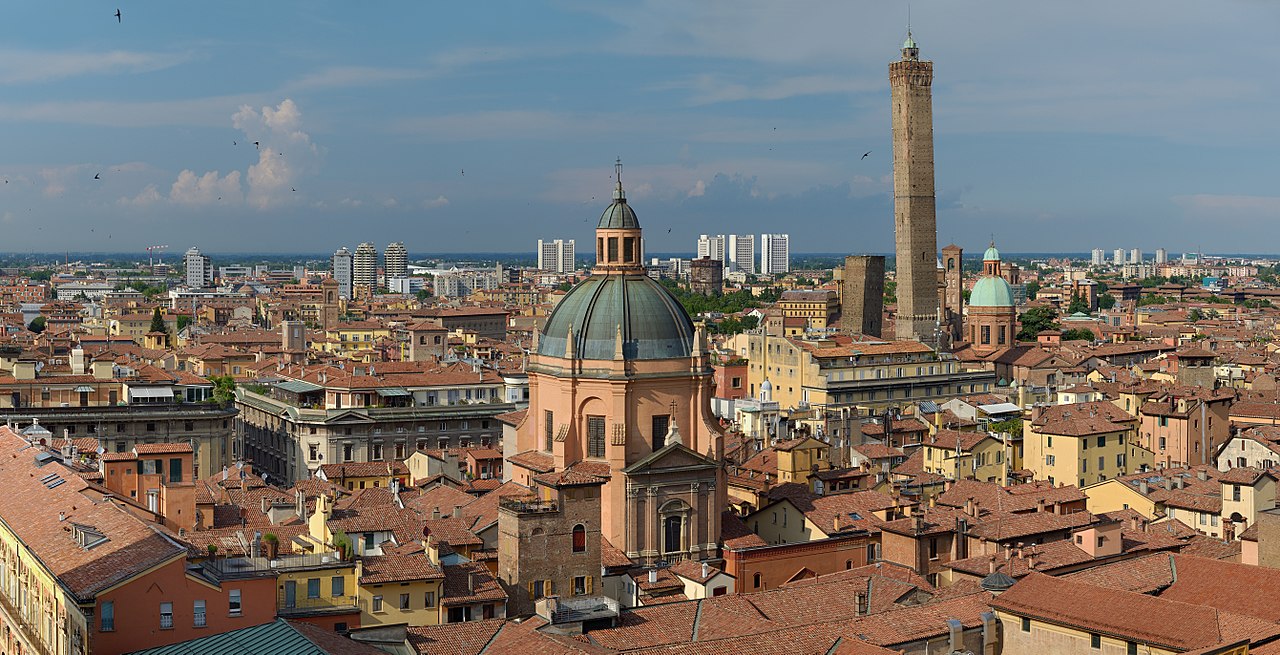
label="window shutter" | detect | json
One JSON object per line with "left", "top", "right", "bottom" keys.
{"left": 527, "top": 582, "right": 534, "bottom": 598}
{"left": 546, "top": 579, "right": 553, "bottom": 595}
{"left": 585, "top": 575, "right": 593, "bottom": 594}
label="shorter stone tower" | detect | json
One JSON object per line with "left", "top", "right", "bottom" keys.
{"left": 689, "top": 257, "right": 723, "bottom": 297}
{"left": 941, "top": 245, "right": 964, "bottom": 344}
{"left": 841, "top": 255, "right": 885, "bottom": 337}
{"left": 497, "top": 471, "right": 606, "bottom": 618}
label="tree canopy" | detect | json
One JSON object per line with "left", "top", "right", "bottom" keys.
{"left": 1016, "top": 306, "right": 1058, "bottom": 341}
{"left": 149, "top": 307, "right": 167, "bottom": 333}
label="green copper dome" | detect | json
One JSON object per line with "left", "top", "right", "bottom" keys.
{"left": 970, "top": 276, "right": 1015, "bottom": 308}
{"left": 983, "top": 245, "right": 1001, "bottom": 261}
{"left": 598, "top": 195, "right": 639, "bottom": 229}
{"left": 538, "top": 275, "right": 694, "bottom": 360}
{"left": 903, "top": 35, "right": 917, "bottom": 49}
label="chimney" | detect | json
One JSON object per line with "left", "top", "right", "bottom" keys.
{"left": 1129, "top": 515, "right": 1141, "bottom": 531}
{"left": 855, "top": 591, "right": 869, "bottom": 615}
{"left": 988, "top": 556, "right": 997, "bottom": 574}
{"left": 701, "top": 562, "right": 709, "bottom": 579}
{"left": 648, "top": 569, "right": 657, "bottom": 584}
{"left": 833, "top": 514, "right": 841, "bottom": 534}
{"left": 1174, "top": 477, "right": 1184, "bottom": 489}
{"left": 58, "top": 512, "right": 65, "bottom": 522}
{"left": 467, "top": 572, "right": 476, "bottom": 594}
{"left": 947, "top": 619, "right": 964, "bottom": 653}
{"left": 964, "top": 498, "right": 974, "bottom": 517}
{"left": 1037, "top": 498, "right": 1046, "bottom": 513}
{"left": 1164, "top": 478, "right": 1173, "bottom": 491}
{"left": 261, "top": 497, "right": 271, "bottom": 514}
{"left": 1197, "top": 469, "right": 1207, "bottom": 481}
{"left": 453, "top": 505, "right": 462, "bottom": 518}
{"left": 431, "top": 507, "right": 441, "bottom": 520}
{"left": 1002, "top": 543, "right": 1012, "bottom": 560}
{"left": 1139, "top": 480, "right": 1149, "bottom": 495}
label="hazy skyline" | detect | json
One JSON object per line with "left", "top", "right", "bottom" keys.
{"left": 1, "top": 1, "right": 1278, "bottom": 255}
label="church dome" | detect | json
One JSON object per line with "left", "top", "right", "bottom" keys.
{"left": 983, "top": 245, "right": 1001, "bottom": 261}
{"left": 538, "top": 275, "right": 694, "bottom": 360}
{"left": 970, "top": 276, "right": 1015, "bottom": 308}
{"left": 598, "top": 195, "right": 639, "bottom": 229}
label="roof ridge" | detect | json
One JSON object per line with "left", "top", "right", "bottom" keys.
{"left": 691, "top": 598, "right": 705, "bottom": 642}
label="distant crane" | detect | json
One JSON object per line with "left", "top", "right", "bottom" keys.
{"left": 146, "top": 245, "right": 169, "bottom": 268}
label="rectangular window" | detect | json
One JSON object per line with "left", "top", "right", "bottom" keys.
{"left": 372, "top": 595, "right": 383, "bottom": 612}
{"left": 343, "top": 444, "right": 353, "bottom": 462}
{"left": 1159, "top": 416, "right": 1169, "bottom": 427}
{"left": 587, "top": 416, "right": 606, "bottom": 458}
{"left": 193, "top": 600, "right": 206, "bottom": 627}
{"left": 372, "top": 444, "right": 383, "bottom": 460}
{"left": 1159, "top": 437, "right": 1166, "bottom": 450}
{"left": 607, "top": 237, "right": 618, "bottom": 262}
{"left": 1098, "top": 456, "right": 1104, "bottom": 470}
{"left": 1021, "top": 616, "right": 1031, "bottom": 633}
{"left": 160, "top": 602, "right": 173, "bottom": 629}
{"left": 1233, "top": 485, "right": 1242, "bottom": 502}
{"left": 652, "top": 415, "right": 670, "bottom": 453}
{"left": 980, "top": 325, "right": 991, "bottom": 344}
{"left": 101, "top": 600, "right": 115, "bottom": 631}
{"left": 307, "top": 578, "right": 320, "bottom": 599}
{"left": 309, "top": 444, "right": 319, "bottom": 461}
{"left": 574, "top": 575, "right": 587, "bottom": 596}
{"left": 425, "top": 591, "right": 436, "bottom": 607}
{"left": 332, "top": 576, "right": 345, "bottom": 597}
{"left": 169, "top": 458, "right": 183, "bottom": 483}
{"left": 1097, "top": 436, "right": 1106, "bottom": 448}
{"left": 229, "top": 590, "right": 241, "bottom": 615}
{"left": 545, "top": 410, "right": 554, "bottom": 451}
{"left": 1128, "top": 642, "right": 1138, "bottom": 655}
{"left": 1091, "top": 633, "right": 1101, "bottom": 649}
{"left": 400, "top": 593, "right": 410, "bottom": 610}
{"left": 623, "top": 237, "right": 635, "bottom": 263}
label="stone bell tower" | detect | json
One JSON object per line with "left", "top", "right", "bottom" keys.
{"left": 891, "top": 31, "right": 939, "bottom": 343}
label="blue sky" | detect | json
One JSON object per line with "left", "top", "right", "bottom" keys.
{"left": 1, "top": 1, "right": 1278, "bottom": 256}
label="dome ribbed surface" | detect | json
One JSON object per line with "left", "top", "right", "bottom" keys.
{"left": 538, "top": 275, "right": 694, "bottom": 360}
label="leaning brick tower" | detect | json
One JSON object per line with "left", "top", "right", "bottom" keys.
{"left": 890, "top": 31, "right": 939, "bottom": 343}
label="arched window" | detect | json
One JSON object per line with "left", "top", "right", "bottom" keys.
{"left": 572, "top": 524, "right": 586, "bottom": 553}
{"left": 753, "top": 573, "right": 761, "bottom": 589}
{"left": 845, "top": 560, "right": 852, "bottom": 570}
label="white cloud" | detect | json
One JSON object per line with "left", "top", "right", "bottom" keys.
{"left": 687, "top": 180, "right": 706, "bottom": 197}
{"left": 169, "top": 170, "right": 241, "bottom": 205}
{"left": 120, "top": 184, "right": 162, "bottom": 206}
{"left": 382, "top": 198, "right": 399, "bottom": 208}
{"left": 424, "top": 195, "right": 450, "bottom": 209}
{"left": 0, "top": 48, "right": 190, "bottom": 84}
{"left": 231, "top": 99, "right": 320, "bottom": 209}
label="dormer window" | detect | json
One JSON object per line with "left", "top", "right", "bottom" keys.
{"left": 71, "top": 523, "right": 108, "bottom": 549}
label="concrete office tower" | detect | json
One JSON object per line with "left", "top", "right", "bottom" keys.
{"left": 331, "top": 247, "right": 353, "bottom": 299}
{"left": 697, "top": 234, "right": 726, "bottom": 264}
{"left": 760, "top": 234, "right": 790, "bottom": 275}
{"left": 890, "top": 32, "right": 938, "bottom": 341}
{"left": 728, "top": 234, "right": 756, "bottom": 274}
{"left": 841, "top": 255, "right": 885, "bottom": 337}
{"left": 1155, "top": 248, "right": 1168, "bottom": 264}
{"left": 537, "top": 239, "right": 576, "bottom": 273}
{"left": 1113, "top": 249, "right": 1125, "bottom": 266}
{"left": 1091, "top": 249, "right": 1107, "bottom": 266}
{"left": 384, "top": 241, "right": 407, "bottom": 280}
{"left": 353, "top": 241, "right": 378, "bottom": 297}
{"left": 184, "top": 247, "right": 212, "bottom": 288}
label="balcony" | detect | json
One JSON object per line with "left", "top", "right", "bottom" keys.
{"left": 276, "top": 592, "right": 359, "bottom": 617}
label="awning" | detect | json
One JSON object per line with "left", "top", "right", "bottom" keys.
{"left": 276, "top": 380, "right": 323, "bottom": 394}
{"left": 375, "top": 388, "right": 412, "bottom": 398}
{"left": 73, "top": 385, "right": 95, "bottom": 393}
{"left": 129, "top": 387, "right": 174, "bottom": 400}
{"left": 978, "top": 402, "right": 1023, "bottom": 415}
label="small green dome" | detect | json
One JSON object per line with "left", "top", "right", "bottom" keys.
{"left": 598, "top": 194, "right": 639, "bottom": 229}
{"left": 903, "top": 35, "right": 917, "bottom": 49}
{"left": 983, "top": 245, "right": 1001, "bottom": 262}
{"left": 970, "top": 276, "right": 1015, "bottom": 308}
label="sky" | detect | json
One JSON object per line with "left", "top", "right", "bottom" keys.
{"left": 1, "top": 1, "right": 1279, "bottom": 257}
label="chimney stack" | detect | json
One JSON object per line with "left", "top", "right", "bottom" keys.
{"left": 648, "top": 569, "right": 658, "bottom": 584}
{"left": 453, "top": 505, "right": 462, "bottom": 518}
{"left": 701, "top": 562, "right": 709, "bottom": 579}
{"left": 431, "top": 507, "right": 441, "bottom": 520}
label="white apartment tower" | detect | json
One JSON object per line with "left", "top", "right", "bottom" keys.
{"left": 728, "top": 234, "right": 756, "bottom": 274}
{"left": 537, "top": 239, "right": 576, "bottom": 273}
{"left": 184, "top": 247, "right": 213, "bottom": 288}
{"left": 1113, "top": 248, "right": 1125, "bottom": 266}
{"left": 353, "top": 241, "right": 378, "bottom": 297}
{"left": 1091, "top": 249, "right": 1106, "bottom": 266}
{"left": 331, "top": 247, "right": 353, "bottom": 299}
{"left": 384, "top": 242, "right": 408, "bottom": 281}
{"left": 1155, "top": 248, "right": 1168, "bottom": 264}
{"left": 760, "top": 233, "right": 790, "bottom": 275}
{"left": 1129, "top": 248, "right": 1142, "bottom": 264}
{"left": 697, "top": 234, "right": 726, "bottom": 263}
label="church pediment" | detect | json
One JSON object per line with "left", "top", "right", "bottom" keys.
{"left": 623, "top": 442, "right": 719, "bottom": 475}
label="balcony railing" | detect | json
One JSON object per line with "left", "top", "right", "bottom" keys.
{"left": 549, "top": 596, "right": 619, "bottom": 624}
{"left": 276, "top": 593, "right": 359, "bottom": 616}
{"left": 203, "top": 552, "right": 349, "bottom": 579}
{"left": 499, "top": 497, "right": 558, "bottom": 514}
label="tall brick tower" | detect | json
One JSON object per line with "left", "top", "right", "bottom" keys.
{"left": 890, "top": 31, "right": 939, "bottom": 342}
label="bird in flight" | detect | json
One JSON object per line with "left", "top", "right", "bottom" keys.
{"left": 93, "top": 173, "right": 101, "bottom": 180}
{"left": 115, "top": 8, "right": 121, "bottom": 22}
{"left": 861, "top": 151, "right": 871, "bottom": 160}
{"left": 667, "top": 228, "right": 672, "bottom": 233}
{"left": 253, "top": 141, "right": 260, "bottom": 149}
{"left": 233, "top": 140, "right": 237, "bottom": 146}
{"left": 291, "top": 187, "right": 296, "bottom": 192}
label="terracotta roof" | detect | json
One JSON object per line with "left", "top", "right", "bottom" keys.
{"left": 721, "top": 511, "right": 768, "bottom": 549}
{"left": 991, "top": 572, "right": 1228, "bottom": 650}
{"left": 132, "top": 442, "right": 193, "bottom": 454}
{"left": 532, "top": 460, "right": 611, "bottom": 488}
{"left": 407, "top": 619, "right": 505, "bottom": 655}
{"left": 440, "top": 562, "right": 507, "bottom": 606}
{"left": 318, "top": 461, "right": 409, "bottom": 479}
{"left": 359, "top": 542, "right": 444, "bottom": 584}
{"left": 508, "top": 450, "right": 555, "bottom": 474}
{"left": 1063, "top": 552, "right": 1177, "bottom": 593}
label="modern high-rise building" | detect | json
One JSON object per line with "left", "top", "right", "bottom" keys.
{"left": 697, "top": 234, "right": 726, "bottom": 264}
{"left": 760, "top": 234, "right": 790, "bottom": 275}
{"left": 890, "top": 32, "right": 938, "bottom": 341}
{"left": 1113, "top": 248, "right": 1125, "bottom": 266}
{"left": 353, "top": 241, "right": 378, "bottom": 297}
{"left": 331, "top": 247, "right": 353, "bottom": 299}
{"left": 1129, "top": 248, "right": 1142, "bottom": 265}
{"left": 184, "top": 247, "right": 212, "bottom": 288}
{"left": 384, "top": 241, "right": 407, "bottom": 281}
{"left": 1155, "top": 248, "right": 1168, "bottom": 264}
{"left": 537, "top": 239, "right": 576, "bottom": 273}
{"left": 728, "top": 234, "right": 756, "bottom": 274}
{"left": 1091, "top": 249, "right": 1107, "bottom": 266}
